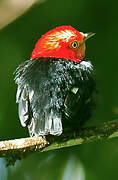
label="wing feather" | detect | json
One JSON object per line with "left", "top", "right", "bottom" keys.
{"left": 16, "top": 84, "right": 29, "bottom": 127}
{"left": 15, "top": 59, "right": 63, "bottom": 136}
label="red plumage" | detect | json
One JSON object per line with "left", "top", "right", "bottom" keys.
{"left": 31, "top": 26, "right": 85, "bottom": 63}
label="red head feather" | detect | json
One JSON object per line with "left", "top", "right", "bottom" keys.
{"left": 31, "top": 26, "right": 86, "bottom": 63}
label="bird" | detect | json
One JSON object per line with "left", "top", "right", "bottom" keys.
{"left": 14, "top": 25, "right": 96, "bottom": 137}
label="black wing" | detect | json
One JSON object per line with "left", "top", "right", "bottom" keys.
{"left": 63, "top": 61, "right": 96, "bottom": 131}
{"left": 15, "top": 58, "right": 95, "bottom": 136}
{"left": 15, "top": 59, "right": 63, "bottom": 136}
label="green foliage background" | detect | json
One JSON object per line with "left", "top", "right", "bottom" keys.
{"left": 0, "top": 0, "right": 118, "bottom": 179}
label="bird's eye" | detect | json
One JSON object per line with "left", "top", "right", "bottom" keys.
{"left": 71, "top": 41, "right": 79, "bottom": 49}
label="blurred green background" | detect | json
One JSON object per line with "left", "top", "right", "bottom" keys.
{"left": 0, "top": 0, "right": 118, "bottom": 179}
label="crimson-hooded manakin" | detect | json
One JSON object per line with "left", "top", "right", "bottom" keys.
{"left": 15, "top": 26, "right": 95, "bottom": 137}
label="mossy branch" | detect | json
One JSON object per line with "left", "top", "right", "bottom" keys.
{"left": 0, "top": 119, "right": 118, "bottom": 165}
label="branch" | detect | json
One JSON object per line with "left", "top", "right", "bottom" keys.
{"left": 43, "top": 119, "right": 118, "bottom": 152}
{"left": 0, "top": 0, "right": 43, "bottom": 29}
{"left": 0, "top": 119, "right": 118, "bottom": 165}
{"left": 0, "top": 136, "right": 48, "bottom": 165}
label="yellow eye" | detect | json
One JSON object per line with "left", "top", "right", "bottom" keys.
{"left": 71, "top": 41, "right": 79, "bottom": 49}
